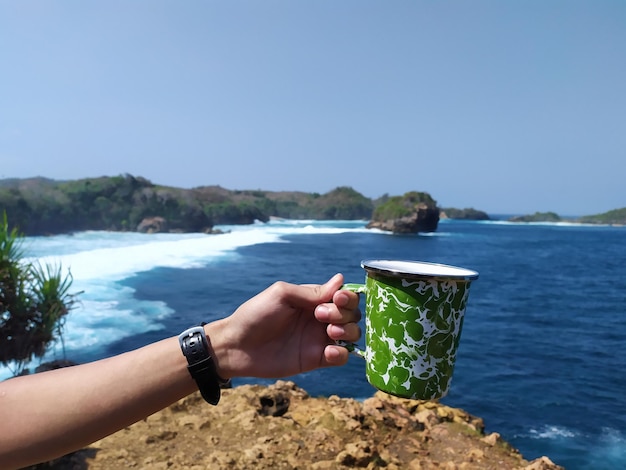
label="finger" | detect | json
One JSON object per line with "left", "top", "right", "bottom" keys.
{"left": 315, "top": 303, "right": 362, "bottom": 324}
{"left": 281, "top": 273, "right": 345, "bottom": 307}
{"left": 326, "top": 323, "right": 361, "bottom": 342}
{"left": 332, "top": 289, "right": 360, "bottom": 310}
{"left": 320, "top": 345, "right": 349, "bottom": 367}
{"left": 319, "top": 273, "right": 345, "bottom": 301}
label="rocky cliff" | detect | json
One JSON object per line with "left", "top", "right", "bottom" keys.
{"left": 39, "top": 381, "right": 562, "bottom": 470}
{"left": 367, "top": 192, "right": 440, "bottom": 234}
{"left": 366, "top": 204, "right": 439, "bottom": 233}
{"left": 0, "top": 177, "right": 373, "bottom": 236}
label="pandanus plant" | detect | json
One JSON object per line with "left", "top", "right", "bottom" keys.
{"left": 0, "top": 212, "right": 78, "bottom": 375}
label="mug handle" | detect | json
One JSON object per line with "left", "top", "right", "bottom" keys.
{"left": 336, "top": 283, "right": 367, "bottom": 358}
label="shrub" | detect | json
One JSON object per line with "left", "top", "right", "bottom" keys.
{"left": 372, "top": 191, "right": 436, "bottom": 221}
{"left": 0, "top": 213, "right": 78, "bottom": 375}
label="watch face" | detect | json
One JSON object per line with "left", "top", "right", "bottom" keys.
{"left": 180, "top": 327, "right": 209, "bottom": 362}
{"left": 179, "top": 326, "right": 222, "bottom": 405}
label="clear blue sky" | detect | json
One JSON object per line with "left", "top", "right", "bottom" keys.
{"left": 1, "top": 1, "right": 624, "bottom": 215}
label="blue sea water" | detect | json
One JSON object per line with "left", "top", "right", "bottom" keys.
{"left": 5, "top": 219, "right": 626, "bottom": 469}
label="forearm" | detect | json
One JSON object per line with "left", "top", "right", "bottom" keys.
{"left": 0, "top": 274, "right": 359, "bottom": 469}
{"left": 0, "top": 335, "right": 197, "bottom": 468}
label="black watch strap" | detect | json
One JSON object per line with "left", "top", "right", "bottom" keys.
{"left": 178, "top": 325, "right": 229, "bottom": 405}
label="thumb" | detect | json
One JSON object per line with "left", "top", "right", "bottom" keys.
{"left": 284, "top": 273, "right": 345, "bottom": 306}
{"left": 318, "top": 273, "right": 345, "bottom": 303}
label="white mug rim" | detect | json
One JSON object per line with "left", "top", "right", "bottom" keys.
{"left": 361, "top": 259, "right": 479, "bottom": 281}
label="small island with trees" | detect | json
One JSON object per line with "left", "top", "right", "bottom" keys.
{"left": 507, "top": 209, "right": 626, "bottom": 225}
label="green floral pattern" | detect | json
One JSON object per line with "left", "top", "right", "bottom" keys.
{"left": 358, "top": 273, "right": 474, "bottom": 400}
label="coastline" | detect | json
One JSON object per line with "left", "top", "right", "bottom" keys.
{"left": 42, "top": 381, "right": 563, "bottom": 470}
{"left": 10, "top": 221, "right": 625, "bottom": 468}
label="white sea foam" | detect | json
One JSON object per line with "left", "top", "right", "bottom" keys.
{"left": 532, "top": 426, "right": 626, "bottom": 468}
{"left": 595, "top": 428, "right": 626, "bottom": 464}
{"left": 1, "top": 220, "right": 369, "bottom": 379}
{"left": 476, "top": 219, "right": 613, "bottom": 228}
{"left": 529, "top": 425, "right": 578, "bottom": 440}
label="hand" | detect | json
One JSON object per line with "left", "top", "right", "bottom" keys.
{"left": 207, "top": 273, "right": 361, "bottom": 379}
{"left": 0, "top": 275, "right": 359, "bottom": 469}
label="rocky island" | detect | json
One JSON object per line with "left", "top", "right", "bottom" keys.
{"left": 38, "top": 381, "right": 562, "bottom": 470}
{"left": 508, "top": 212, "right": 562, "bottom": 223}
{"left": 508, "top": 208, "right": 626, "bottom": 225}
{"left": 366, "top": 192, "right": 440, "bottom": 233}
{"left": 440, "top": 208, "right": 490, "bottom": 221}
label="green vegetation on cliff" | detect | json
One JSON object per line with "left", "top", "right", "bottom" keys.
{"left": 0, "top": 176, "right": 373, "bottom": 235}
{"left": 3, "top": 176, "right": 622, "bottom": 234}
{"left": 223, "top": 186, "right": 373, "bottom": 220}
{"left": 0, "top": 176, "right": 214, "bottom": 234}
{"left": 440, "top": 207, "right": 490, "bottom": 220}
{"left": 507, "top": 208, "right": 626, "bottom": 225}
{"left": 371, "top": 191, "right": 437, "bottom": 220}
{"left": 367, "top": 191, "right": 439, "bottom": 233}
{"left": 508, "top": 212, "right": 561, "bottom": 223}
{"left": 578, "top": 207, "right": 626, "bottom": 225}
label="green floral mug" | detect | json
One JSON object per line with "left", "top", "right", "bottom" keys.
{"left": 340, "top": 260, "right": 479, "bottom": 400}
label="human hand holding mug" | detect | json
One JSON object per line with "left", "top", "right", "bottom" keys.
{"left": 339, "top": 260, "right": 479, "bottom": 400}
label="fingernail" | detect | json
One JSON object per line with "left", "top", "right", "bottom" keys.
{"left": 326, "top": 346, "right": 342, "bottom": 363}
{"left": 316, "top": 305, "right": 330, "bottom": 321}
{"left": 329, "top": 324, "right": 345, "bottom": 336}
{"left": 334, "top": 291, "right": 348, "bottom": 307}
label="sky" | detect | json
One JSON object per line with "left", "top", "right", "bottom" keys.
{"left": 1, "top": 1, "right": 624, "bottom": 215}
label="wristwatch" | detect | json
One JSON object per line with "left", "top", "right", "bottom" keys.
{"left": 178, "top": 325, "right": 229, "bottom": 405}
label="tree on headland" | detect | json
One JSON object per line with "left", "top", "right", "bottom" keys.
{"left": 0, "top": 213, "right": 78, "bottom": 376}
{"left": 0, "top": 176, "right": 377, "bottom": 235}
{"left": 508, "top": 212, "right": 561, "bottom": 223}
{"left": 578, "top": 207, "right": 626, "bottom": 225}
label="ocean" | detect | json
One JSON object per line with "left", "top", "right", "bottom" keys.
{"left": 5, "top": 218, "right": 625, "bottom": 469}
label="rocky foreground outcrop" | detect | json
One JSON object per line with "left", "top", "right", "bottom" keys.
{"left": 41, "top": 381, "right": 562, "bottom": 470}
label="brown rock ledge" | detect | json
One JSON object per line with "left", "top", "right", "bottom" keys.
{"left": 39, "top": 381, "right": 562, "bottom": 470}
